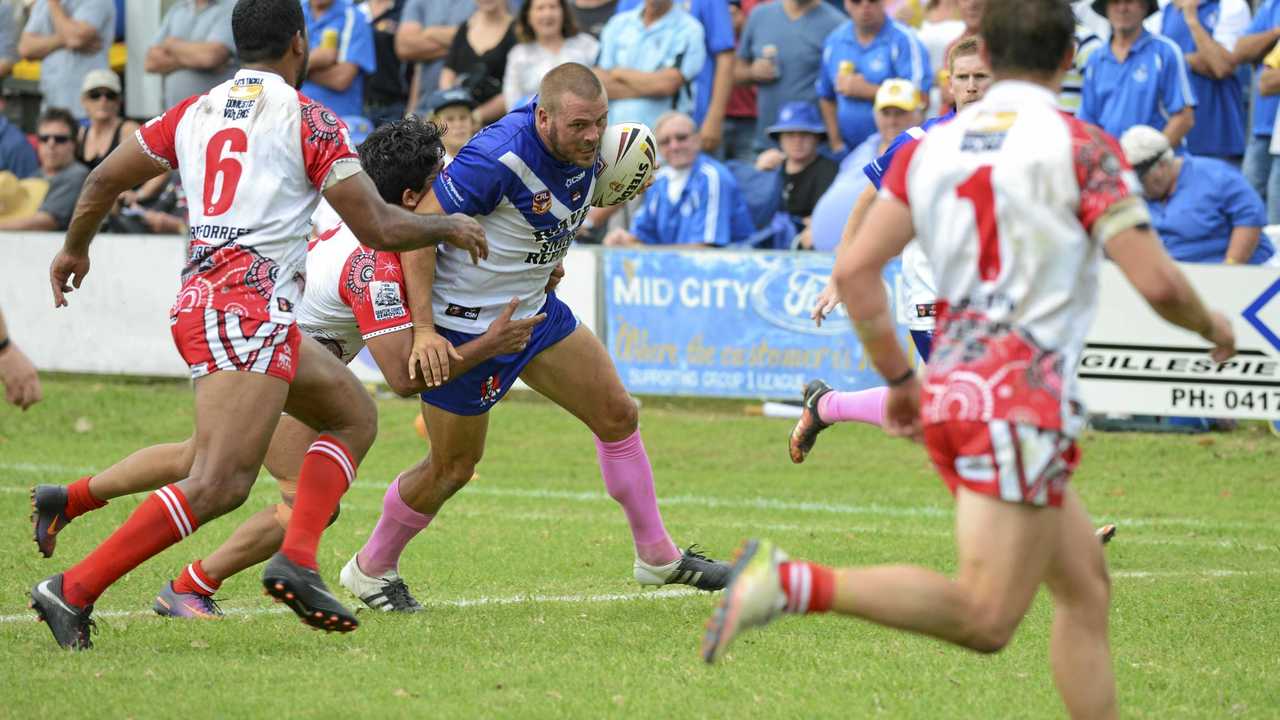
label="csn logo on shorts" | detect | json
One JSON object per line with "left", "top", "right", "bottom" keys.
{"left": 370, "top": 281, "right": 406, "bottom": 321}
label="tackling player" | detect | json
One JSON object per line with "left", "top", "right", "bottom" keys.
{"left": 702, "top": 3, "right": 1235, "bottom": 718}
{"left": 31, "top": 118, "right": 538, "bottom": 617}
{"left": 337, "top": 62, "right": 732, "bottom": 612}
{"left": 32, "top": 0, "right": 487, "bottom": 649}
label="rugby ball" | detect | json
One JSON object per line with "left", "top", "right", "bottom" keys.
{"left": 591, "top": 122, "right": 657, "bottom": 207}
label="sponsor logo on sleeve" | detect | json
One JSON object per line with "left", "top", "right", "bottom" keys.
{"left": 370, "top": 281, "right": 407, "bottom": 321}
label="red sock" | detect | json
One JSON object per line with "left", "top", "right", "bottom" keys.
{"left": 63, "top": 485, "right": 198, "bottom": 607}
{"left": 64, "top": 476, "right": 107, "bottom": 520}
{"left": 779, "top": 561, "right": 836, "bottom": 614}
{"left": 280, "top": 435, "right": 355, "bottom": 570}
{"left": 172, "top": 559, "right": 220, "bottom": 597}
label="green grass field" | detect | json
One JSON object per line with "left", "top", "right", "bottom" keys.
{"left": 1, "top": 375, "right": 1278, "bottom": 719}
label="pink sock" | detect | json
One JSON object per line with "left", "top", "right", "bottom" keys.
{"left": 595, "top": 430, "right": 680, "bottom": 566}
{"left": 817, "top": 387, "right": 887, "bottom": 427}
{"left": 356, "top": 476, "right": 434, "bottom": 577}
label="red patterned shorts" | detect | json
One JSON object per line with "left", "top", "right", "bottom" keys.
{"left": 924, "top": 420, "right": 1080, "bottom": 508}
{"left": 170, "top": 308, "right": 300, "bottom": 383}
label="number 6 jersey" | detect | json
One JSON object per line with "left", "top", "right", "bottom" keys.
{"left": 881, "top": 80, "right": 1151, "bottom": 435}
{"left": 137, "top": 69, "right": 362, "bottom": 326}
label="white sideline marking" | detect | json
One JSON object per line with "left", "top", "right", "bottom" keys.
{"left": 1, "top": 571, "right": 1274, "bottom": 625}
{"left": 3, "top": 462, "right": 1275, "bottom": 532}
{"left": 0, "top": 587, "right": 698, "bottom": 624}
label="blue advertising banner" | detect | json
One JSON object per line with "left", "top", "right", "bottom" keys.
{"left": 604, "top": 249, "right": 917, "bottom": 399}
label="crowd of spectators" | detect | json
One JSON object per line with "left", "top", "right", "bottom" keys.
{"left": 0, "top": 0, "right": 1277, "bottom": 268}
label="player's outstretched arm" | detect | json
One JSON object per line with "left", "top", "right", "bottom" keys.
{"left": 51, "top": 133, "right": 168, "bottom": 307}
{"left": 1106, "top": 225, "right": 1235, "bottom": 362}
{"left": 366, "top": 298, "right": 546, "bottom": 397}
{"left": 813, "top": 183, "right": 879, "bottom": 325}
{"left": 323, "top": 171, "right": 488, "bottom": 261}
{"left": 835, "top": 195, "right": 920, "bottom": 439}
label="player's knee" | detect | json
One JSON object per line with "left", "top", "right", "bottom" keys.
{"left": 185, "top": 466, "right": 257, "bottom": 517}
{"left": 962, "top": 606, "right": 1021, "bottom": 654}
{"left": 595, "top": 393, "right": 639, "bottom": 440}
{"left": 434, "top": 453, "right": 480, "bottom": 495}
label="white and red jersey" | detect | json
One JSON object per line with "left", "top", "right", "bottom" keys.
{"left": 136, "top": 69, "right": 362, "bottom": 326}
{"left": 296, "top": 203, "right": 413, "bottom": 364}
{"left": 882, "top": 80, "right": 1150, "bottom": 435}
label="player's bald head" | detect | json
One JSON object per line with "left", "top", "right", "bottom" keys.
{"left": 232, "top": 0, "right": 306, "bottom": 64}
{"left": 538, "top": 62, "right": 606, "bottom": 115}
{"left": 980, "top": 0, "right": 1075, "bottom": 79}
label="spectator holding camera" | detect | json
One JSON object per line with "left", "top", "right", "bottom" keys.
{"left": 19, "top": 0, "right": 115, "bottom": 120}
{"left": 144, "top": 0, "right": 237, "bottom": 109}
{"left": 604, "top": 111, "right": 753, "bottom": 248}
{"left": 736, "top": 0, "right": 845, "bottom": 151}
{"left": 1121, "top": 124, "right": 1273, "bottom": 265}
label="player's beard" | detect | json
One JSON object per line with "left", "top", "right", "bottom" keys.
{"left": 549, "top": 123, "right": 597, "bottom": 169}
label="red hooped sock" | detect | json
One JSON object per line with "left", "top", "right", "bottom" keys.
{"left": 778, "top": 561, "right": 836, "bottom": 614}
{"left": 64, "top": 476, "right": 107, "bottom": 521}
{"left": 63, "top": 485, "right": 198, "bottom": 608}
{"left": 172, "top": 559, "right": 220, "bottom": 597}
{"left": 280, "top": 435, "right": 356, "bottom": 570}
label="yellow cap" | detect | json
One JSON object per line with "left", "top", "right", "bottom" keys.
{"left": 874, "top": 79, "right": 922, "bottom": 112}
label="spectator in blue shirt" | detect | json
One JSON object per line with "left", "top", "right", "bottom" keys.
{"left": 816, "top": 0, "right": 929, "bottom": 155}
{"left": 617, "top": 0, "right": 736, "bottom": 152}
{"left": 1233, "top": 0, "right": 1280, "bottom": 224}
{"left": 736, "top": 0, "right": 846, "bottom": 151}
{"left": 302, "top": 0, "right": 377, "bottom": 118}
{"left": 1148, "top": 0, "right": 1250, "bottom": 162}
{"left": 1080, "top": 0, "right": 1195, "bottom": 149}
{"left": 0, "top": 100, "right": 38, "bottom": 179}
{"left": 597, "top": 0, "right": 706, "bottom": 134}
{"left": 603, "top": 111, "right": 753, "bottom": 248}
{"left": 1121, "top": 124, "right": 1272, "bottom": 265}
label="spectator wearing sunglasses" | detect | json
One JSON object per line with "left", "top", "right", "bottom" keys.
{"left": 0, "top": 107, "right": 88, "bottom": 231}
{"left": 144, "top": 0, "right": 237, "bottom": 109}
{"left": 18, "top": 0, "right": 116, "bottom": 120}
{"left": 75, "top": 69, "right": 138, "bottom": 173}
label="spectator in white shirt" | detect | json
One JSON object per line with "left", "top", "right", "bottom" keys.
{"left": 504, "top": 0, "right": 600, "bottom": 110}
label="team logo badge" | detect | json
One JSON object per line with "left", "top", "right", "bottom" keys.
{"left": 532, "top": 190, "right": 552, "bottom": 214}
{"left": 345, "top": 249, "right": 375, "bottom": 298}
{"left": 302, "top": 103, "right": 344, "bottom": 147}
{"left": 481, "top": 374, "right": 502, "bottom": 404}
{"left": 1133, "top": 66, "right": 1149, "bottom": 83}
{"left": 244, "top": 255, "right": 278, "bottom": 301}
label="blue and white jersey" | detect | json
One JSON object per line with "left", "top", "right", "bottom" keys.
{"left": 863, "top": 111, "right": 953, "bottom": 190}
{"left": 432, "top": 99, "right": 597, "bottom": 334}
{"left": 862, "top": 112, "right": 955, "bottom": 331}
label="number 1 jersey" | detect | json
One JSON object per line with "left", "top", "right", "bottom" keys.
{"left": 136, "top": 69, "right": 362, "bottom": 326}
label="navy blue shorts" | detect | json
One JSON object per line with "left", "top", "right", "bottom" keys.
{"left": 910, "top": 329, "right": 934, "bottom": 363}
{"left": 420, "top": 293, "right": 579, "bottom": 416}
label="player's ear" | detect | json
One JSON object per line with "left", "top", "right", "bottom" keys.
{"left": 292, "top": 31, "right": 307, "bottom": 58}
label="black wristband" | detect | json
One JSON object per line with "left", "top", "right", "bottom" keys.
{"left": 0, "top": 337, "right": 10, "bottom": 355}
{"left": 886, "top": 368, "right": 915, "bottom": 387}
